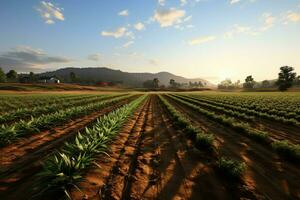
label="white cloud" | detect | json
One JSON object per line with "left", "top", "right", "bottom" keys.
{"left": 101, "top": 27, "right": 127, "bottom": 38}
{"left": 186, "top": 24, "right": 195, "bottom": 28}
{"left": 123, "top": 41, "right": 134, "bottom": 48}
{"left": 285, "top": 11, "right": 300, "bottom": 23}
{"left": 0, "top": 46, "right": 71, "bottom": 72}
{"left": 88, "top": 54, "right": 101, "bottom": 61}
{"left": 261, "top": 13, "right": 276, "bottom": 31}
{"left": 230, "top": 0, "right": 241, "bottom": 4}
{"left": 118, "top": 9, "right": 129, "bottom": 16}
{"left": 188, "top": 36, "right": 216, "bottom": 45}
{"left": 183, "top": 15, "right": 192, "bottom": 22}
{"left": 230, "top": 0, "right": 257, "bottom": 5}
{"left": 225, "top": 24, "right": 257, "bottom": 38}
{"left": 180, "top": 0, "right": 187, "bottom": 6}
{"left": 36, "top": 1, "right": 64, "bottom": 24}
{"left": 134, "top": 22, "right": 145, "bottom": 31}
{"left": 153, "top": 8, "right": 186, "bottom": 27}
{"left": 158, "top": 0, "right": 165, "bottom": 6}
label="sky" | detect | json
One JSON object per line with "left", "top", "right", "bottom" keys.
{"left": 0, "top": 0, "right": 300, "bottom": 84}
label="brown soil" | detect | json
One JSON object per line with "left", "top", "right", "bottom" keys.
{"left": 172, "top": 95, "right": 300, "bottom": 145}
{"left": 165, "top": 95, "right": 300, "bottom": 200}
{"left": 0, "top": 96, "right": 138, "bottom": 199}
{"left": 69, "top": 94, "right": 259, "bottom": 200}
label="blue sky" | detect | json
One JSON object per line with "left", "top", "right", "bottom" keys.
{"left": 0, "top": 0, "right": 300, "bottom": 83}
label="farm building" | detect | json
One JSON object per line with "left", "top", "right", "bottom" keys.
{"left": 38, "top": 77, "right": 60, "bottom": 84}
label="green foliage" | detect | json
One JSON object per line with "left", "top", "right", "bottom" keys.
{"left": 159, "top": 95, "right": 215, "bottom": 152}
{"left": 217, "top": 157, "right": 246, "bottom": 179}
{"left": 195, "top": 132, "right": 214, "bottom": 151}
{"left": 6, "top": 69, "right": 18, "bottom": 81}
{"left": 40, "top": 153, "right": 92, "bottom": 187}
{"left": 0, "top": 67, "right": 6, "bottom": 82}
{"left": 271, "top": 140, "right": 300, "bottom": 161}
{"left": 276, "top": 66, "right": 297, "bottom": 91}
{"left": 185, "top": 125, "right": 198, "bottom": 139}
{"left": 38, "top": 95, "right": 146, "bottom": 194}
{"left": 0, "top": 94, "right": 133, "bottom": 146}
{"left": 0, "top": 125, "right": 17, "bottom": 146}
{"left": 243, "top": 75, "right": 255, "bottom": 89}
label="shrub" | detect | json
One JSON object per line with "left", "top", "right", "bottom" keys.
{"left": 216, "top": 157, "right": 246, "bottom": 180}
{"left": 271, "top": 140, "right": 300, "bottom": 161}
{"left": 195, "top": 132, "right": 214, "bottom": 151}
{"left": 185, "top": 125, "right": 198, "bottom": 139}
{"left": 0, "top": 125, "right": 17, "bottom": 146}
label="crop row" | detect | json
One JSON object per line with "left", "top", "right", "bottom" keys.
{"left": 0, "top": 94, "right": 98, "bottom": 114}
{"left": 159, "top": 95, "right": 246, "bottom": 180}
{"left": 0, "top": 94, "right": 135, "bottom": 147}
{"left": 167, "top": 95, "right": 300, "bottom": 162}
{"left": 189, "top": 94, "right": 300, "bottom": 120}
{"left": 172, "top": 94, "right": 255, "bottom": 121}
{"left": 179, "top": 94, "right": 300, "bottom": 126}
{"left": 37, "top": 95, "right": 147, "bottom": 197}
{"left": 0, "top": 94, "right": 124, "bottom": 124}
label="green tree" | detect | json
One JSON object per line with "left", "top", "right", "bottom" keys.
{"left": 70, "top": 72, "right": 77, "bottom": 83}
{"left": 153, "top": 78, "right": 159, "bottom": 88}
{"left": 169, "top": 79, "right": 175, "bottom": 87}
{"left": 29, "top": 72, "right": 37, "bottom": 82}
{"left": 6, "top": 70, "right": 18, "bottom": 81}
{"left": 143, "top": 80, "right": 154, "bottom": 88}
{"left": 262, "top": 80, "right": 270, "bottom": 88}
{"left": 243, "top": 75, "right": 255, "bottom": 89}
{"left": 0, "top": 67, "right": 6, "bottom": 82}
{"left": 294, "top": 75, "right": 300, "bottom": 86}
{"left": 276, "top": 66, "right": 297, "bottom": 91}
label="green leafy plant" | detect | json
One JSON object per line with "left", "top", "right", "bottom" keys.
{"left": 38, "top": 95, "right": 147, "bottom": 196}
{"left": 216, "top": 157, "right": 246, "bottom": 180}
{"left": 271, "top": 140, "right": 300, "bottom": 161}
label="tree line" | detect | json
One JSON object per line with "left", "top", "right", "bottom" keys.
{"left": 1, "top": 66, "right": 299, "bottom": 91}
{"left": 217, "top": 66, "right": 299, "bottom": 91}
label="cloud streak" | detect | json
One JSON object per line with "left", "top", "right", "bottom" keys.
{"left": 188, "top": 36, "right": 216, "bottom": 45}
{"left": 88, "top": 53, "right": 101, "bottom": 61}
{"left": 118, "top": 9, "right": 129, "bottom": 16}
{"left": 36, "top": 1, "right": 64, "bottom": 24}
{"left": 101, "top": 27, "right": 128, "bottom": 38}
{"left": 0, "top": 46, "right": 72, "bottom": 72}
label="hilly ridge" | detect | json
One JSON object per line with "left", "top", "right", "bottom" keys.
{"left": 40, "top": 67, "right": 214, "bottom": 87}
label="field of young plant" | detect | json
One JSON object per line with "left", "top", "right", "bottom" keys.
{"left": 0, "top": 92, "right": 299, "bottom": 200}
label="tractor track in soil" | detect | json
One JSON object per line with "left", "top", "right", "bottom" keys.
{"left": 165, "top": 95, "right": 300, "bottom": 200}
{"left": 0, "top": 96, "right": 138, "bottom": 200}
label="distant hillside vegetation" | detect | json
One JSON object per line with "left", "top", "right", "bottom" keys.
{"left": 39, "top": 67, "right": 214, "bottom": 87}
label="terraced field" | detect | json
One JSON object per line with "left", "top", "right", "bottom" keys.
{"left": 0, "top": 92, "right": 299, "bottom": 200}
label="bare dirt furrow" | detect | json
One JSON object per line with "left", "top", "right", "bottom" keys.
{"left": 174, "top": 95, "right": 300, "bottom": 145}
{"left": 0, "top": 97, "right": 138, "bottom": 199}
{"left": 69, "top": 95, "right": 150, "bottom": 200}
{"left": 157, "top": 97, "right": 237, "bottom": 200}
{"left": 0, "top": 96, "right": 136, "bottom": 173}
{"left": 126, "top": 96, "right": 157, "bottom": 200}
{"left": 99, "top": 96, "right": 152, "bottom": 200}
{"left": 166, "top": 95, "right": 300, "bottom": 200}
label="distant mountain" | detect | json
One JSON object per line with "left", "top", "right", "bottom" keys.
{"left": 39, "top": 67, "right": 215, "bottom": 87}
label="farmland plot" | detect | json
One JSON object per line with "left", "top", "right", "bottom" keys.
{"left": 0, "top": 92, "right": 299, "bottom": 200}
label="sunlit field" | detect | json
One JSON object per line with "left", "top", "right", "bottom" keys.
{"left": 0, "top": 92, "right": 299, "bottom": 199}
{"left": 1, "top": 0, "right": 300, "bottom": 199}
